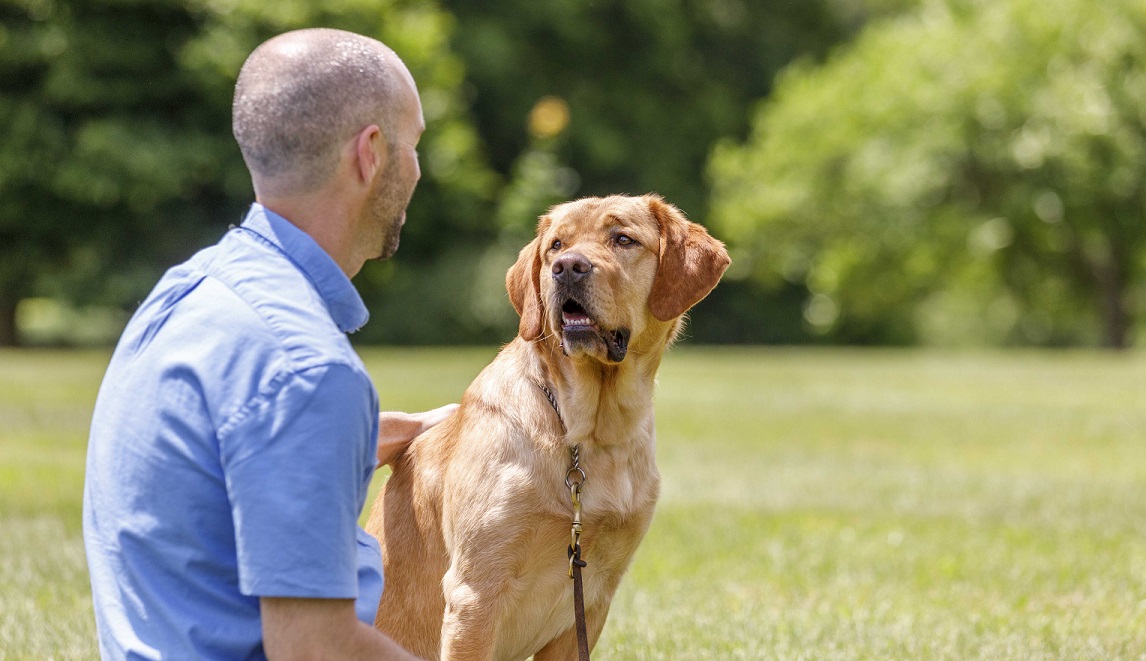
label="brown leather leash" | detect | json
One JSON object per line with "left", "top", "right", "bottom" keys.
{"left": 540, "top": 382, "right": 592, "bottom": 661}
{"left": 566, "top": 446, "right": 590, "bottom": 661}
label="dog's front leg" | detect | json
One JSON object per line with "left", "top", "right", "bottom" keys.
{"left": 439, "top": 567, "right": 500, "bottom": 661}
{"left": 438, "top": 492, "right": 534, "bottom": 660}
{"left": 436, "top": 423, "right": 556, "bottom": 660}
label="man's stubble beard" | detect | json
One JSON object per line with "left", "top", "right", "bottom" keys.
{"left": 367, "top": 156, "right": 412, "bottom": 262}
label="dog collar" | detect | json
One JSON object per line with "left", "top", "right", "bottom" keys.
{"left": 538, "top": 382, "right": 565, "bottom": 432}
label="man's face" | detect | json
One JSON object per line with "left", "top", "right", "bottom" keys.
{"left": 366, "top": 140, "right": 419, "bottom": 260}
{"left": 365, "top": 68, "right": 424, "bottom": 261}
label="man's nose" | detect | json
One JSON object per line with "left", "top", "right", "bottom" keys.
{"left": 552, "top": 252, "right": 593, "bottom": 285}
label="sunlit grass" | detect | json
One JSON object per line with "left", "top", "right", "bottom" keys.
{"left": 605, "top": 349, "right": 1146, "bottom": 659}
{"left": 0, "top": 350, "right": 109, "bottom": 660}
{"left": 2, "top": 347, "right": 1146, "bottom": 658}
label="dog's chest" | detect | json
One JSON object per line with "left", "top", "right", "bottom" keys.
{"left": 495, "top": 496, "right": 657, "bottom": 660}
{"left": 489, "top": 450, "right": 659, "bottom": 660}
{"left": 574, "top": 435, "right": 660, "bottom": 513}
{"left": 576, "top": 462, "right": 659, "bottom": 578}
{"left": 579, "top": 464, "right": 658, "bottom": 525}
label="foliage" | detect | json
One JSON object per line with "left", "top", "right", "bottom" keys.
{"left": 7, "top": 347, "right": 1146, "bottom": 656}
{"left": 0, "top": 0, "right": 500, "bottom": 345}
{"left": 444, "top": 0, "right": 852, "bottom": 214}
{"left": 0, "top": 0, "right": 235, "bottom": 345}
{"left": 710, "top": 0, "right": 1146, "bottom": 347}
{"left": 0, "top": 0, "right": 933, "bottom": 347}
{"left": 435, "top": 0, "right": 876, "bottom": 344}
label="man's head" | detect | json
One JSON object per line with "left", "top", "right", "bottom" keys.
{"left": 233, "top": 28, "right": 424, "bottom": 263}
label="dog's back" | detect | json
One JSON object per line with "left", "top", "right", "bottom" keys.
{"left": 368, "top": 415, "right": 453, "bottom": 658}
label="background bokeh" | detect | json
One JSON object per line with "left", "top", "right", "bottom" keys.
{"left": 2, "top": 0, "right": 1144, "bottom": 349}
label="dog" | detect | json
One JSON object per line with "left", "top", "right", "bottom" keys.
{"left": 364, "top": 194, "right": 729, "bottom": 660}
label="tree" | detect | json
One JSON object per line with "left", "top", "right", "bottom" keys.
{"left": 710, "top": 0, "right": 1146, "bottom": 348}
{"left": 1, "top": 0, "right": 921, "bottom": 346}
{"left": 0, "top": 0, "right": 237, "bottom": 345}
{"left": 0, "top": 0, "right": 496, "bottom": 346}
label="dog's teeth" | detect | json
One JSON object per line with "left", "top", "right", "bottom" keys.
{"left": 563, "top": 315, "right": 593, "bottom": 327}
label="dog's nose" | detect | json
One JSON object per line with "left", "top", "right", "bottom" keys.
{"left": 552, "top": 252, "right": 592, "bottom": 284}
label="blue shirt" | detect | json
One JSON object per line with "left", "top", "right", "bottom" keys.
{"left": 83, "top": 204, "right": 384, "bottom": 660}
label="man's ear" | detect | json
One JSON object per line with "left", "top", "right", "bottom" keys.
{"left": 647, "top": 195, "right": 732, "bottom": 322}
{"left": 355, "top": 125, "right": 385, "bottom": 183}
{"left": 506, "top": 217, "right": 551, "bottom": 340}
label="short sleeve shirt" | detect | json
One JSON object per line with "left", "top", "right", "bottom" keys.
{"left": 83, "top": 204, "right": 384, "bottom": 660}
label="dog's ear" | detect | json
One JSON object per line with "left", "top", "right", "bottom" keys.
{"left": 647, "top": 195, "right": 731, "bottom": 322}
{"left": 506, "top": 217, "right": 551, "bottom": 340}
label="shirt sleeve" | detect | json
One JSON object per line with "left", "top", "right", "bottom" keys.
{"left": 218, "top": 363, "right": 377, "bottom": 599}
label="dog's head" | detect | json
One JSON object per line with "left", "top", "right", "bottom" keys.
{"left": 506, "top": 194, "right": 730, "bottom": 364}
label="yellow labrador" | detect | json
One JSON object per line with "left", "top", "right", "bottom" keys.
{"left": 364, "top": 194, "right": 729, "bottom": 660}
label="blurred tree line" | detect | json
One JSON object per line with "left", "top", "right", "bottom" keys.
{"left": 4, "top": 0, "right": 1142, "bottom": 348}
{"left": 712, "top": 0, "right": 1146, "bottom": 348}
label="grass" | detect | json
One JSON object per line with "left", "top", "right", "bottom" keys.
{"left": 2, "top": 347, "right": 1146, "bottom": 659}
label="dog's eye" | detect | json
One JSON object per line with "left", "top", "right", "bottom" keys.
{"left": 615, "top": 234, "right": 638, "bottom": 247}
{"left": 550, "top": 239, "right": 562, "bottom": 252}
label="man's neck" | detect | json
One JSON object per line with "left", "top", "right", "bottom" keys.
{"left": 257, "top": 194, "right": 363, "bottom": 279}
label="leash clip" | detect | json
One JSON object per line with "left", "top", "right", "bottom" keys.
{"left": 568, "top": 480, "right": 584, "bottom": 578}
{"left": 567, "top": 445, "right": 585, "bottom": 578}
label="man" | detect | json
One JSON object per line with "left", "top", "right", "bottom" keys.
{"left": 83, "top": 28, "right": 449, "bottom": 659}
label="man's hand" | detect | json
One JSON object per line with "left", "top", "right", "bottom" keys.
{"left": 376, "top": 403, "right": 459, "bottom": 467}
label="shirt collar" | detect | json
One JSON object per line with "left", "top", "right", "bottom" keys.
{"left": 238, "top": 203, "right": 370, "bottom": 334}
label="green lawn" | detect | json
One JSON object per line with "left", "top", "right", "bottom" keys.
{"left": 2, "top": 347, "right": 1146, "bottom": 659}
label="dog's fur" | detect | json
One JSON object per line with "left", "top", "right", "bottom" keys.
{"left": 364, "top": 194, "right": 729, "bottom": 660}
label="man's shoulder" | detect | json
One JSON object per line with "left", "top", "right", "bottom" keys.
{"left": 104, "top": 236, "right": 370, "bottom": 443}
{"left": 190, "top": 230, "right": 360, "bottom": 370}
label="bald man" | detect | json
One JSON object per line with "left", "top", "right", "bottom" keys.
{"left": 83, "top": 29, "right": 447, "bottom": 659}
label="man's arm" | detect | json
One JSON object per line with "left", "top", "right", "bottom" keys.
{"left": 261, "top": 597, "right": 422, "bottom": 660}
{"left": 376, "top": 403, "right": 459, "bottom": 466}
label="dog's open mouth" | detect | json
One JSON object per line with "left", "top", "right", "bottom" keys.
{"left": 561, "top": 299, "right": 595, "bottom": 330}
{"left": 560, "top": 299, "right": 631, "bottom": 362}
